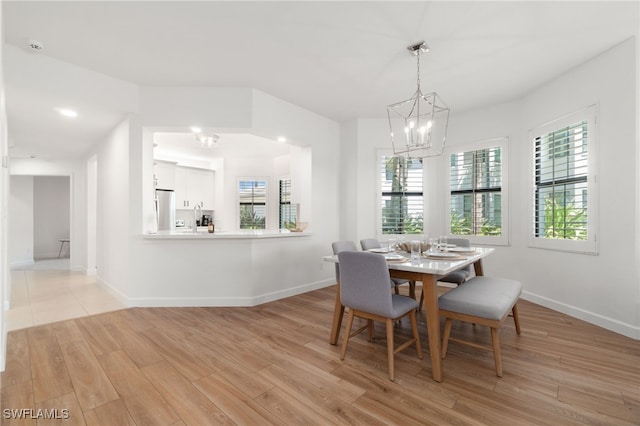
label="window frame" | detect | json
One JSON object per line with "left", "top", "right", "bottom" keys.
{"left": 375, "top": 149, "right": 425, "bottom": 237}
{"left": 237, "top": 178, "right": 268, "bottom": 230}
{"left": 444, "top": 137, "right": 509, "bottom": 246}
{"left": 278, "top": 178, "right": 297, "bottom": 230}
{"left": 527, "top": 105, "right": 598, "bottom": 254}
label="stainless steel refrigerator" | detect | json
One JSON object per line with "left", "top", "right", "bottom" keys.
{"left": 155, "top": 189, "right": 176, "bottom": 231}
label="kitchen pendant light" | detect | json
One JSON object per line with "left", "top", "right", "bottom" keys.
{"left": 387, "top": 41, "right": 450, "bottom": 158}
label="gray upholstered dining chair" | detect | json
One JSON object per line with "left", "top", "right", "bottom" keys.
{"left": 332, "top": 240, "right": 358, "bottom": 283}
{"left": 360, "top": 238, "right": 416, "bottom": 300}
{"left": 337, "top": 250, "right": 422, "bottom": 381}
{"left": 332, "top": 240, "right": 377, "bottom": 341}
{"left": 439, "top": 237, "right": 473, "bottom": 285}
{"left": 418, "top": 237, "right": 473, "bottom": 311}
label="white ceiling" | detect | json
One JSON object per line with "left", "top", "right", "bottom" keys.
{"left": 3, "top": 1, "right": 638, "bottom": 160}
{"left": 153, "top": 132, "right": 292, "bottom": 166}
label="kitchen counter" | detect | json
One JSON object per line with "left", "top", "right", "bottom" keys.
{"left": 143, "top": 228, "right": 310, "bottom": 239}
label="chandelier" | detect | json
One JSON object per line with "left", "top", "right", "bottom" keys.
{"left": 387, "top": 41, "right": 450, "bottom": 158}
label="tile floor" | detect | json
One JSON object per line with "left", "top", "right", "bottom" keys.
{"left": 6, "top": 258, "right": 126, "bottom": 331}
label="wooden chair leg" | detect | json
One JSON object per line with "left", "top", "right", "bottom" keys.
{"left": 490, "top": 327, "right": 503, "bottom": 377}
{"left": 409, "top": 311, "right": 423, "bottom": 359}
{"left": 385, "top": 319, "right": 395, "bottom": 381}
{"left": 340, "top": 310, "right": 355, "bottom": 360}
{"left": 394, "top": 286, "right": 400, "bottom": 295}
{"left": 418, "top": 290, "right": 424, "bottom": 312}
{"left": 367, "top": 319, "right": 375, "bottom": 341}
{"left": 512, "top": 304, "right": 521, "bottom": 335}
{"left": 441, "top": 318, "right": 453, "bottom": 358}
{"left": 409, "top": 281, "right": 416, "bottom": 300}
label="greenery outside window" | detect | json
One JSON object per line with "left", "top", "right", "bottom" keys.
{"left": 528, "top": 105, "right": 597, "bottom": 254}
{"left": 446, "top": 138, "right": 508, "bottom": 245}
{"left": 379, "top": 155, "right": 423, "bottom": 235}
{"left": 239, "top": 179, "right": 266, "bottom": 229}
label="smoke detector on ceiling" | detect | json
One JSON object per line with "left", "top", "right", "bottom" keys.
{"left": 26, "top": 39, "right": 45, "bottom": 52}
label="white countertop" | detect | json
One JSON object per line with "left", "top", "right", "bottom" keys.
{"left": 143, "top": 228, "right": 310, "bottom": 239}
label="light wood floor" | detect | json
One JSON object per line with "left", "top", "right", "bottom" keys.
{"left": 1, "top": 285, "right": 638, "bottom": 425}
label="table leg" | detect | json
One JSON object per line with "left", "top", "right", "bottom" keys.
{"left": 473, "top": 259, "right": 484, "bottom": 277}
{"left": 421, "top": 274, "right": 442, "bottom": 382}
{"left": 329, "top": 283, "right": 344, "bottom": 345}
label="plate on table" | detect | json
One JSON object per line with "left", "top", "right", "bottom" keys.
{"left": 384, "top": 254, "right": 408, "bottom": 262}
{"left": 368, "top": 248, "right": 389, "bottom": 253}
{"left": 423, "top": 252, "right": 465, "bottom": 260}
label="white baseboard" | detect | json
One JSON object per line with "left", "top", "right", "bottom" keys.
{"left": 95, "top": 277, "right": 130, "bottom": 307}
{"left": 106, "top": 278, "right": 336, "bottom": 308}
{"left": 521, "top": 291, "right": 639, "bottom": 340}
{"left": 10, "top": 259, "right": 34, "bottom": 268}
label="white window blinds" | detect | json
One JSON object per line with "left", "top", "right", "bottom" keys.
{"left": 380, "top": 156, "right": 423, "bottom": 235}
{"left": 239, "top": 180, "right": 266, "bottom": 229}
{"left": 449, "top": 146, "right": 503, "bottom": 236}
{"left": 529, "top": 105, "right": 597, "bottom": 254}
{"left": 534, "top": 121, "right": 588, "bottom": 240}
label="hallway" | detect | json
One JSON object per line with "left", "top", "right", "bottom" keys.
{"left": 6, "top": 259, "right": 125, "bottom": 331}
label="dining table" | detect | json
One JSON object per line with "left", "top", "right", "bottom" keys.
{"left": 324, "top": 246, "right": 495, "bottom": 383}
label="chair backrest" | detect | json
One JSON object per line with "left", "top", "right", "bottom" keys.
{"left": 447, "top": 237, "right": 470, "bottom": 248}
{"left": 360, "top": 238, "right": 381, "bottom": 251}
{"left": 338, "top": 251, "right": 393, "bottom": 317}
{"left": 332, "top": 240, "right": 358, "bottom": 282}
{"left": 447, "top": 238, "right": 471, "bottom": 272}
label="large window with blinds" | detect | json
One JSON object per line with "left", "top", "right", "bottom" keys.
{"left": 446, "top": 138, "right": 508, "bottom": 244}
{"left": 529, "top": 106, "right": 597, "bottom": 253}
{"left": 239, "top": 179, "right": 266, "bottom": 229}
{"left": 379, "top": 155, "right": 423, "bottom": 234}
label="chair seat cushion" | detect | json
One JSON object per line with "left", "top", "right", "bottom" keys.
{"left": 439, "top": 269, "right": 471, "bottom": 285}
{"left": 390, "top": 294, "right": 419, "bottom": 318}
{"left": 438, "top": 276, "right": 522, "bottom": 321}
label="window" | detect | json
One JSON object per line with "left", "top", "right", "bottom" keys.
{"left": 529, "top": 106, "right": 597, "bottom": 254}
{"left": 279, "top": 178, "right": 297, "bottom": 230}
{"left": 239, "top": 180, "right": 266, "bottom": 229}
{"left": 379, "top": 155, "right": 423, "bottom": 235}
{"left": 446, "top": 138, "right": 508, "bottom": 245}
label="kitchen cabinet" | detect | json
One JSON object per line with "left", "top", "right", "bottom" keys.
{"left": 154, "top": 160, "right": 176, "bottom": 190}
{"left": 175, "top": 166, "right": 215, "bottom": 209}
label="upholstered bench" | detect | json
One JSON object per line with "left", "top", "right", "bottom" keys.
{"left": 438, "top": 276, "right": 522, "bottom": 377}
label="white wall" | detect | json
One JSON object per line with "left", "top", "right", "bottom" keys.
{"left": 121, "top": 87, "right": 340, "bottom": 304}
{"left": 8, "top": 176, "right": 33, "bottom": 266}
{"left": 94, "top": 117, "right": 131, "bottom": 299}
{"left": 515, "top": 38, "right": 638, "bottom": 337}
{"left": 33, "top": 176, "right": 70, "bottom": 259}
{"left": 349, "top": 38, "right": 639, "bottom": 338}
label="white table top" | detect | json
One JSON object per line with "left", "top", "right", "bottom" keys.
{"left": 324, "top": 247, "right": 494, "bottom": 276}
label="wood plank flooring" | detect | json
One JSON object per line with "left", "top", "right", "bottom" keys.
{"left": 1, "top": 285, "right": 638, "bottom": 425}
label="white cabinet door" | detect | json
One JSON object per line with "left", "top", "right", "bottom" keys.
{"left": 154, "top": 161, "right": 176, "bottom": 190}
{"left": 174, "top": 168, "right": 189, "bottom": 208}
{"left": 191, "top": 169, "right": 215, "bottom": 209}
{"left": 175, "top": 167, "right": 214, "bottom": 210}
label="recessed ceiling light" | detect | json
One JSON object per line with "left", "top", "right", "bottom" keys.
{"left": 190, "top": 126, "right": 202, "bottom": 133}
{"left": 277, "top": 136, "right": 287, "bottom": 143}
{"left": 55, "top": 108, "right": 78, "bottom": 118}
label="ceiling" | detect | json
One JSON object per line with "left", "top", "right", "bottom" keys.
{"left": 3, "top": 1, "right": 638, "bottom": 160}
